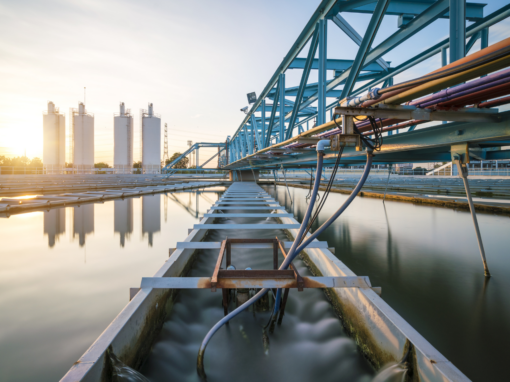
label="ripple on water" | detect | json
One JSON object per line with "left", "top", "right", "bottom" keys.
{"left": 140, "top": 211, "right": 375, "bottom": 382}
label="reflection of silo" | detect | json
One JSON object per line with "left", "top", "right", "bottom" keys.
{"left": 44, "top": 208, "right": 65, "bottom": 247}
{"left": 142, "top": 195, "right": 160, "bottom": 246}
{"left": 71, "top": 103, "right": 94, "bottom": 173}
{"left": 114, "top": 102, "right": 134, "bottom": 174}
{"left": 43, "top": 102, "right": 66, "bottom": 174}
{"left": 114, "top": 198, "right": 133, "bottom": 247}
{"left": 141, "top": 103, "right": 161, "bottom": 174}
{"left": 72, "top": 204, "right": 94, "bottom": 247}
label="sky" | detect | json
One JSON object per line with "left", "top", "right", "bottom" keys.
{"left": 0, "top": 0, "right": 509, "bottom": 166}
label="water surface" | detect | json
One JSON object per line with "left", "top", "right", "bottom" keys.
{"left": 141, "top": 209, "right": 374, "bottom": 382}
{"left": 0, "top": 190, "right": 222, "bottom": 382}
{"left": 264, "top": 184, "right": 510, "bottom": 382}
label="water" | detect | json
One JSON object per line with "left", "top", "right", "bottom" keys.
{"left": 264, "top": 184, "right": 510, "bottom": 382}
{"left": 141, "top": 211, "right": 374, "bottom": 382}
{"left": 0, "top": 190, "right": 223, "bottom": 382}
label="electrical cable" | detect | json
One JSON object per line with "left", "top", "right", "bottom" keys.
{"left": 301, "top": 146, "right": 343, "bottom": 243}
{"left": 197, "top": 148, "right": 326, "bottom": 380}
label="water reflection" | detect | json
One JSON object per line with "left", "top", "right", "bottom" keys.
{"left": 44, "top": 208, "right": 65, "bottom": 247}
{"left": 142, "top": 195, "right": 161, "bottom": 247}
{"left": 115, "top": 199, "right": 134, "bottom": 247}
{"left": 72, "top": 204, "right": 94, "bottom": 247}
{"left": 0, "top": 189, "right": 224, "bottom": 382}
{"left": 266, "top": 185, "right": 510, "bottom": 382}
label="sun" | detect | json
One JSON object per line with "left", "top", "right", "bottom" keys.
{"left": 1, "top": 118, "right": 43, "bottom": 159}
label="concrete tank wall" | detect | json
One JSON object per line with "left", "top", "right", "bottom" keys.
{"left": 73, "top": 103, "right": 94, "bottom": 171}
{"left": 142, "top": 103, "right": 161, "bottom": 174}
{"left": 43, "top": 102, "right": 65, "bottom": 173}
{"left": 114, "top": 103, "right": 133, "bottom": 174}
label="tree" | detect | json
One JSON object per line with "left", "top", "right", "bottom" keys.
{"left": 133, "top": 161, "right": 142, "bottom": 168}
{"left": 94, "top": 162, "right": 110, "bottom": 168}
{"left": 166, "top": 152, "right": 189, "bottom": 169}
{"left": 30, "top": 157, "right": 43, "bottom": 167}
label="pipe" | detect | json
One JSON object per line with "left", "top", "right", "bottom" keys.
{"left": 411, "top": 67, "right": 510, "bottom": 107}
{"left": 340, "top": 88, "right": 380, "bottom": 107}
{"left": 362, "top": 120, "right": 427, "bottom": 136}
{"left": 477, "top": 94, "right": 510, "bottom": 108}
{"left": 436, "top": 82, "right": 510, "bottom": 107}
{"left": 378, "top": 36, "right": 510, "bottom": 95}
{"left": 197, "top": 146, "right": 326, "bottom": 379}
{"left": 291, "top": 151, "right": 373, "bottom": 256}
{"left": 383, "top": 55, "right": 510, "bottom": 105}
{"left": 422, "top": 78, "right": 510, "bottom": 108}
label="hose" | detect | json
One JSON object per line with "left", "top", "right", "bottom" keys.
{"left": 197, "top": 146, "right": 327, "bottom": 380}
{"left": 197, "top": 150, "right": 374, "bottom": 379}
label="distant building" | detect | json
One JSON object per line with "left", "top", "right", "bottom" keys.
{"left": 71, "top": 103, "right": 94, "bottom": 173}
{"left": 141, "top": 103, "right": 161, "bottom": 174}
{"left": 43, "top": 102, "right": 65, "bottom": 174}
{"left": 114, "top": 102, "right": 133, "bottom": 174}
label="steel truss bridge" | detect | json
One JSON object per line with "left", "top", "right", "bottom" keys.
{"left": 166, "top": 0, "right": 510, "bottom": 171}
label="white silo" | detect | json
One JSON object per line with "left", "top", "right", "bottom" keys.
{"left": 43, "top": 102, "right": 65, "bottom": 174}
{"left": 142, "top": 194, "right": 161, "bottom": 246}
{"left": 114, "top": 102, "right": 134, "bottom": 174}
{"left": 71, "top": 102, "right": 94, "bottom": 173}
{"left": 141, "top": 103, "right": 161, "bottom": 174}
{"left": 72, "top": 204, "right": 94, "bottom": 247}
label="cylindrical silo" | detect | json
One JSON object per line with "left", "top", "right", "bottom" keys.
{"left": 71, "top": 102, "right": 94, "bottom": 173}
{"left": 114, "top": 102, "right": 134, "bottom": 174}
{"left": 141, "top": 103, "right": 161, "bottom": 174}
{"left": 43, "top": 101, "right": 66, "bottom": 174}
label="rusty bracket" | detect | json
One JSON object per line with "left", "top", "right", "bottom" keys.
{"left": 330, "top": 115, "right": 362, "bottom": 151}
{"left": 211, "top": 238, "right": 227, "bottom": 292}
{"left": 278, "top": 238, "right": 304, "bottom": 291}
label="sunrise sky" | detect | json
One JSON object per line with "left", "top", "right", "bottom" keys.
{"left": 1, "top": 0, "right": 509, "bottom": 165}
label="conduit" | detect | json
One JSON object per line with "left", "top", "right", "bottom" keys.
{"left": 378, "top": 36, "right": 510, "bottom": 95}
{"left": 198, "top": 144, "right": 375, "bottom": 379}
{"left": 197, "top": 140, "right": 327, "bottom": 380}
{"left": 382, "top": 55, "right": 510, "bottom": 105}
{"left": 410, "top": 67, "right": 510, "bottom": 107}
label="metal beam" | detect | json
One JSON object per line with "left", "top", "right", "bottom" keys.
{"left": 279, "top": 73, "right": 286, "bottom": 142}
{"left": 331, "top": 14, "right": 389, "bottom": 71}
{"left": 335, "top": 0, "right": 484, "bottom": 20}
{"left": 318, "top": 19, "right": 327, "bottom": 126}
{"left": 286, "top": 25, "right": 320, "bottom": 140}
{"left": 288, "top": 57, "right": 389, "bottom": 71}
{"left": 450, "top": 0, "right": 466, "bottom": 63}
{"left": 343, "top": 4, "right": 510, "bottom": 101}
{"left": 340, "top": 0, "right": 390, "bottom": 99}
{"left": 334, "top": 105, "right": 500, "bottom": 123}
{"left": 266, "top": 79, "right": 280, "bottom": 147}
{"left": 231, "top": 0, "right": 339, "bottom": 142}
{"left": 140, "top": 275, "right": 372, "bottom": 289}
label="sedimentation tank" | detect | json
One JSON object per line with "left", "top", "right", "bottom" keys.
{"left": 42, "top": 101, "right": 65, "bottom": 174}
{"left": 71, "top": 103, "right": 94, "bottom": 173}
{"left": 141, "top": 103, "right": 161, "bottom": 174}
{"left": 113, "top": 102, "right": 134, "bottom": 174}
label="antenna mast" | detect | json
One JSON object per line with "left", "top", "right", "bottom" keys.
{"left": 163, "top": 123, "right": 169, "bottom": 162}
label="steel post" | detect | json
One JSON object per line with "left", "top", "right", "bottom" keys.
{"left": 454, "top": 159, "right": 491, "bottom": 277}
{"left": 278, "top": 73, "right": 285, "bottom": 142}
{"left": 449, "top": 0, "right": 466, "bottom": 63}
{"left": 318, "top": 19, "right": 327, "bottom": 126}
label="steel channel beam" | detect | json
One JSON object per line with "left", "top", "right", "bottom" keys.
{"left": 140, "top": 275, "right": 371, "bottom": 289}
